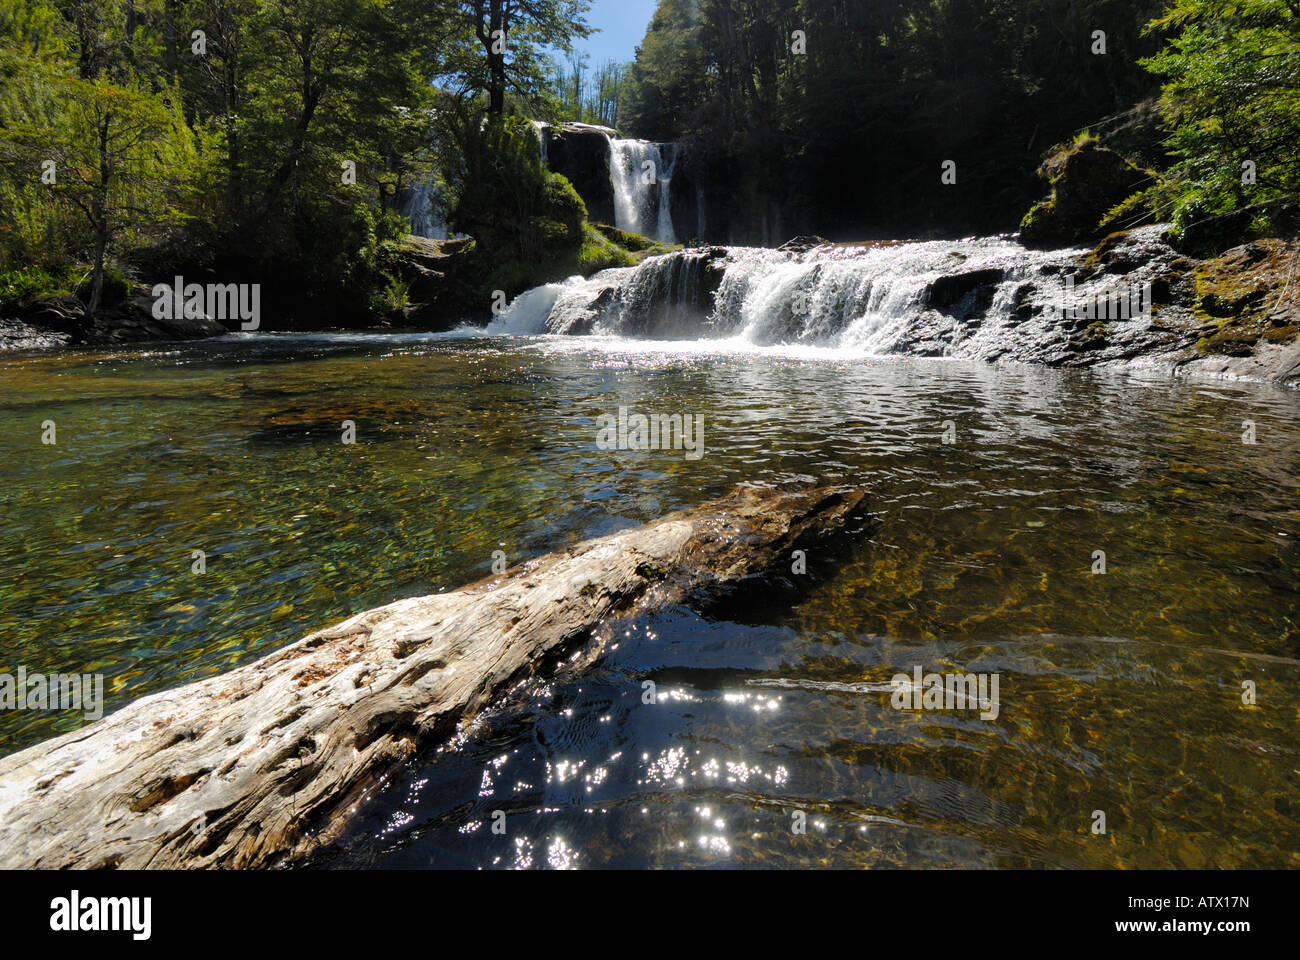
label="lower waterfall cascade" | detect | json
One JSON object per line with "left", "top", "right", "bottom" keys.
{"left": 488, "top": 227, "right": 1191, "bottom": 369}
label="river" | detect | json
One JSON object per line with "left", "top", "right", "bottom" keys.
{"left": 0, "top": 331, "right": 1296, "bottom": 867}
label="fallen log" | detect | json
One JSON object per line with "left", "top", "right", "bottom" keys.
{"left": 0, "top": 484, "right": 869, "bottom": 869}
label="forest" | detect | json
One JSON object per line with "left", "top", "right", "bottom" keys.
{"left": 613, "top": 0, "right": 1299, "bottom": 242}
{"left": 0, "top": 0, "right": 596, "bottom": 324}
{"left": 0, "top": 0, "right": 1297, "bottom": 325}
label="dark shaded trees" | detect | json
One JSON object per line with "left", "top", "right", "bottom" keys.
{"left": 620, "top": 0, "right": 1171, "bottom": 240}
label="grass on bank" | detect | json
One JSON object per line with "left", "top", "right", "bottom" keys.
{"left": 0, "top": 264, "right": 132, "bottom": 314}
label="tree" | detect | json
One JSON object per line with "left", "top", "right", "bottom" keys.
{"left": 4, "top": 73, "right": 206, "bottom": 312}
{"left": 544, "top": 55, "right": 625, "bottom": 125}
{"left": 448, "top": 0, "right": 592, "bottom": 117}
{"left": 618, "top": 0, "right": 706, "bottom": 141}
{"left": 618, "top": 0, "right": 1168, "bottom": 240}
{"left": 1141, "top": 0, "right": 1300, "bottom": 238}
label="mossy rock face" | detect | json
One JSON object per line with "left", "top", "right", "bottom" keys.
{"left": 1020, "top": 142, "right": 1148, "bottom": 248}
{"left": 1083, "top": 230, "right": 1150, "bottom": 273}
{"left": 1199, "top": 288, "right": 1266, "bottom": 319}
{"left": 1192, "top": 239, "right": 1300, "bottom": 353}
{"left": 592, "top": 223, "right": 654, "bottom": 250}
{"left": 590, "top": 222, "right": 680, "bottom": 258}
{"left": 1018, "top": 198, "right": 1056, "bottom": 242}
{"left": 1194, "top": 244, "right": 1270, "bottom": 319}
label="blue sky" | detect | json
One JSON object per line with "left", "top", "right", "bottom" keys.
{"left": 573, "top": 0, "right": 659, "bottom": 67}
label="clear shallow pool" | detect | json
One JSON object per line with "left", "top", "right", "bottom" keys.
{"left": 0, "top": 332, "right": 1296, "bottom": 867}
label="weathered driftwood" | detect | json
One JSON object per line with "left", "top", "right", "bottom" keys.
{"left": 0, "top": 484, "right": 868, "bottom": 869}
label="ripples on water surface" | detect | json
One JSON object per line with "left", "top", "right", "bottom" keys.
{"left": 0, "top": 332, "right": 1296, "bottom": 868}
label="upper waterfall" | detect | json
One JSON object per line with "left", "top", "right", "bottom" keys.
{"left": 400, "top": 122, "right": 697, "bottom": 245}
{"left": 399, "top": 181, "right": 447, "bottom": 241}
{"left": 609, "top": 138, "right": 679, "bottom": 245}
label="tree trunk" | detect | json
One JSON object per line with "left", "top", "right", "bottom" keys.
{"left": 0, "top": 485, "right": 869, "bottom": 869}
{"left": 488, "top": 0, "right": 505, "bottom": 116}
{"left": 86, "top": 115, "right": 112, "bottom": 317}
{"left": 125, "top": 2, "right": 137, "bottom": 49}
{"left": 86, "top": 227, "right": 108, "bottom": 316}
{"left": 164, "top": 0, "right": 181, "bottom": 80}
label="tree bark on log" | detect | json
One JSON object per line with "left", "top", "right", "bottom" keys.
{"left": 0, "top": 484, "right": 868, "bottom": 869}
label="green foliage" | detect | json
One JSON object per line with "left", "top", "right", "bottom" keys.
{"left": 618, "top": 0, "right": 705, "bottom": 141}
{"left": 0, "top": 50, "right": 210, "bottom": 308}
{"left": 0, "top": 0, "right": 606, "bottom": 322}
{"left": 577, "top": 222, "right": 636, "bottom": 270}
{"left": 0, "top": 262, "right": 79, "bottom": 309}
{"left": 478, "top": 222, "right": 654, "bottom": 303}
{"left": 0, "top": 0, "right": 454, "bottom": 317}
{"left": 591, "top": 223, "right": 664, "bottom": 253}
{"left": 542, "top": 172, "right": 587, "bottom": 245}
{"left": 443, "top": 114, "right": 587, "bottom": 262}
{"left": 1140, "top": 0, "right": 1300, "bottom": 242}
{"left": 374, "top": 273, "right": 412, "bottom": 313}
{"left": 75, "top": 264, "right": 129, "bottom": 306}
{"left": 433, "top": 0, "right": 592, "bottom": 118}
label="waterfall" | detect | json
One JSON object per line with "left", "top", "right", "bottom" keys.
{"left": 399, "top": 180, "right": 447, "bottom": 240}
{"left": 486, "top": 228, "right": 1176, "bottom": 365}
{"left": 656, "top": 144, "right": 679, "bottom": 245}
{"left": 490, "top": 249, "right": 715, "bottom": 337}
{"left": 485, "top": 279, "right": 579, "bottom": 334}
{"left": 609, "top": 138, "right": 677, "bottom": 244}
{"left": 531, "top": 121, "right": 549, "bottom": 163}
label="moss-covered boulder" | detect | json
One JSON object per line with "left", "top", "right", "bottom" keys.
{"left": 1192, "top": 239, "right": 1300, "bottom": 355}
{"left": 1020, "top": 138, "right": 1149, "bottom": 248}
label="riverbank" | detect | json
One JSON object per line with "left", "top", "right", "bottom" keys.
{"left": 0, "top": 223, "right": 672, "bottom": 351}
{"left": 0, "top": 290, "right": 226, "bottom": 351}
